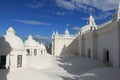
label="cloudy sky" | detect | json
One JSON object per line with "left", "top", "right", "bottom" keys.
{"left": 0, "top": 0, "right": 119, "bottom": 39}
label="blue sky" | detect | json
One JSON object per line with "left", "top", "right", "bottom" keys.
{"left": 0, "top": 0, "right": 119, "bottom": 40}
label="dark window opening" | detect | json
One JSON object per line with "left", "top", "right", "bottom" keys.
{"left": 34, "top": 49, "right": 37, "bottom": 56}
{"left": 106, "top": 50, "right": 109, "bottom": 62}
{"left": 26, "top": 49, "right": 30, "bottom": 56}
{"left": 88, "top": 49, "right": 91, "bottom": 58}
{"left": 17, "top": 55, "right": 22, "bottom": 68}
{"left": 0, "top": 55, "right": 6, "bottom": 69}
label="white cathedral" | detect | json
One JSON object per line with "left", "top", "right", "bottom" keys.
{"left": 0, "top": 27, "right": 47, "bottom": 70}
{"left": 52, "top": 3, "right": 120, "bottom": 68}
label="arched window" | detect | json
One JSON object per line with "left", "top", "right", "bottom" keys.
{"left": 26, "top": 49, "right": 30, "bottom": 56}
{"left": 34, "top": 49, "right": 37, "bottom": 56}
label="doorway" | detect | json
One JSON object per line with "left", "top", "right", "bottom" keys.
{"left": 103, "top": 49, "right": 109, "bottom": 63}
{"left": 0, "top": 55, "right": 6, "bottom": 69}
{"left": 88, "top": 49, "right": 91, "bottom": 58}
{"left": 17, "top": 55, "right": 22, "bottom": 68}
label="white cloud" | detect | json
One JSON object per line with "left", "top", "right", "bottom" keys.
{"left": 94, "top": 11, "right": 113, "bottom": 20}
{"left": 34, "top": 34, "right": 50, "bottom": 40}
{"left": 28, "top": 2, "right": 42, "bottom": 8}
{"left": 56, "top": 0, "right": 120, "bottom": 11}
{"left": 13, "top": 20, "right": 51, "bottom": 26}
{"left": 54, "top": 12, "right": 66, "bottom": 16}
{"left": 82, "top": 11, "right": 113, "bottom": 20}
{"left": 72, "top": 27, "right": 80, "bottom": 31}
{"left": 33, "top": 34, "right": 51, "bottom": 44}
{"left": 56, "top": 0, "right": 76, "bottom": 10}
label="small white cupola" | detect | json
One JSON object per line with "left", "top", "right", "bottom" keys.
{"left": 52, "top": 31, "right": 55, "bottom": 38}
{"left": 87, "top": 15, "right": 96, "bottom": 26}
{"left": 64, "top": 29, "right": 70, "bottom": 37}
{"left": 64, "top": 29, "right": 69, "bottom": 35}
{"left": 55, "top": 31, "right": 58, "bottom": 35}
{"left": 24, "top": 35, "right": 37, "bottom": 47}
{"left": 28, "top": 35, "right": 33, "bottom": 40}
{"left": 6, "top": 27, "right": 15, "bottom": 36}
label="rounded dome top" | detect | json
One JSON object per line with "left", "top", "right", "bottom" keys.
{"left": 0, "top": 27, "right": 24, "bottom": 52}
{"left": 24, "top": 35, "right": 37, "bottom": 47}
{"left": 64, "top": 29, "right": 69, "bottom": 35}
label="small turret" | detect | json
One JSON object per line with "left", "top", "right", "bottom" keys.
{"left": 52, "top": 31, "right": 55, "bottom": 35}
{"left": 28, "top": 35, "right": 33, "bottom": 40}
{"left": 87, "top": 15, "right": 96, "bottom": 26}
{"left": 113, "top": 2, "right": 120, "bottom": 21}
{"left": 52, "top": 31, "right": 55, "bottom": 38}
{"left": 55, "top": 31, "right": 59, "bottom": 37}
{"left": 64, "top": 29, "right": 69, "bottom": 35}
{"left": 56, "top": 31, "right": 58, "bottom": 35}
{"left": 64, "top": 29, "right": 70, "bottom": 37}
{"left": 117, "top": 2, "right": 120, "bottom": 13}
{"left": 6, "top": 27, "right": 15, "bottom": 36}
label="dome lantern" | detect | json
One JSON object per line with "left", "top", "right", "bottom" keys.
{"left": 6, "top": 27, "right": 15, "bottom": 36}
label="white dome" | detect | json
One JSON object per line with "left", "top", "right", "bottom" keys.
{"left": 0, "top": 27, "right": 24, "bottom": 53}
{"left": 24, "top": 35, "right": 37, "bottom": 47}
{"left": 64, "top": 29, "right": 69, "bottom": 35}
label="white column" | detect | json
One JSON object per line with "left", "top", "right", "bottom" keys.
{"left": 6, "top": 54, "right": 10, "bottom": 69}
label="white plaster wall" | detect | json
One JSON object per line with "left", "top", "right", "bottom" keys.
{"left": 112, "top": 27, "right": 119, "bottom": 68}
{"left": 84, "top": 36, "right": 91, "bottom": 57}
{"left": 67, "top": 37, "right": 79, "bottom": 55}
{"left": 54, "top": 38, "right": 75, "bottom": 56}
{"left": 97, "top": 28, "right": 114, "bottom": 65}
{"left": 10, "top": 50, "right": 28, "bottom": 70}
{"left": 79, "top": 22, "right": 120, "bottom": 68}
